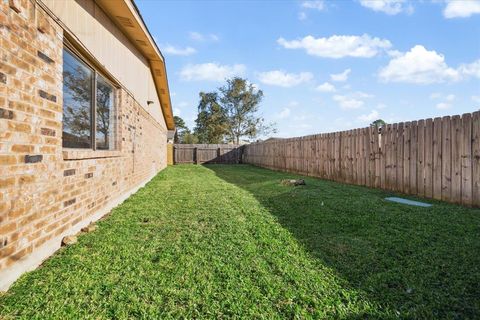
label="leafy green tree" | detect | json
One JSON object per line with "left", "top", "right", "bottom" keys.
{"left": 182, "top": 132, "right": 199, "bottom": 144}
{"left": 174, "top": 116, "right": 189, "bottom": 143}
{"left": 193, "top": 78, "right": 275, "bottom": 144}
{"left": 194, "top": 92, "right": 228, "bottom": 143}
{"left": 220, "top": 77, "right": 275, "bottom": 144}
{"left": 370, "top": 119, "right": 387, "bottom": 128}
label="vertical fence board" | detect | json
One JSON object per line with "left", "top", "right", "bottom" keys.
{"left": 352, "top": 131, "right": 357, "bottom": 184}
{"left": 409, "top": 121, "right": 418, "bottom": 195}
{"left": 368, "top": 126, "right": 376, "bottom": 187}
{"left": 441, "top": 116, "right": 452, "bottom": 202}
{"left": 424, "top": 119, "right": 434, "bottom": 198}
{"left": 373, "top": 127, "right": 381, "bottom": 188}
{"left": 396, "top": 123, "right": 404, "bottom": 192}
{"left": 461, "top": 114, "right": 472, "bottom": 205}
{"left": 380, "top": 126, "right": 386, "bottom": 189}
{"left": 433, "top": 117, "right": 443, "bottom": 200}
{"left": 451, "top": 116, "right": 462, "bottom": 203}
{"left": 417, "top": 120, "right": 425, "bottom": 197}
{"left": 403, "top": 122, "right": 411, "bottom": 194}
{"left": 472, "top": 112, "right": 480, "bottom": 207}
{"left": 385, "top": 124, "right": 393, "bottom": 190}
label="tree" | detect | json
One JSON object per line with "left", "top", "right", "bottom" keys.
{"left": 220, "top": 78, "right": 275, "bottom": 144}
{"left": 63, "top": 66, "right": 91, "bottom": 139}
{"left": 96, "top": 80, "right": 113, "bottom": 149}
{"left": 174, "top": 116, "right": 189, "bottom": 143}
{"left": 194, "top": 92, "right": 228, "bottom": 144}
{"left": 193, "top": 77, "right": 275, "bottom": 144}
{"left": 182, "top": 132, "right": 199, "bottom": 144}
{"left": 63, "top": 65, "right": 113, "bottom": 149}
{"left": 370, "top": 119, "right": 387, "bottom": 128}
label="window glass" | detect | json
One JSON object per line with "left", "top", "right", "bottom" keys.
{"left": 62, "top": 49, "right": 93, "bottom": 148}
{"left": 96, "top": 76, "right": 114, "bottom": 150}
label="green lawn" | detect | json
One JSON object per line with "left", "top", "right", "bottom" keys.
{"left": 1, "top": 165, "right": 479, "bottom": 319}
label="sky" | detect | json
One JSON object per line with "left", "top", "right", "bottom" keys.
{"left": 136, "top": 0, "right": 480, "bottom": 138}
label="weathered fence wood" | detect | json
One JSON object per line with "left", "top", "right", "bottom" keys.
{"left": 461, "top": 114, "right": 472, "bottom": 206}
{"left": 441, "top": 117, "right": 451, "bottom": 202}
{"left": 451, "top": 116, "right": 462, "bottom": 203}
{"left": 174, "top": 144, "right": 243, "bottom": 164}
{"left": 243, "top": 112, "right": 480, "bottom": 207}
{"left": 433, "top": 117, "right": 442, "bottom": 200}
{"left": 472, "top": 111, "right": 480, "bottom": 207}
{"left": 417, "top": 120, "right": 425, "bottom": 197}
{"left": 425, "top": 119, "right": 433, "bottom": 198}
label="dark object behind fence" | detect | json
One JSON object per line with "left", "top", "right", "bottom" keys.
{"left": 174, "top": 144, "right": 244, "bottom": 164}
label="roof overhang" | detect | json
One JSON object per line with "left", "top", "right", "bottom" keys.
{"left": 95, "top": 0, "right": 175, "bottom": 130}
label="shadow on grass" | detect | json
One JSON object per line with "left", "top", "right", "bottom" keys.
{"left": 206, "top": 164, "right": 480, "bottom": 319}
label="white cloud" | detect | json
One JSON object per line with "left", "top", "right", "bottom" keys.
{"left": 387, "top": 49, "right": 403, "bottom": 57}
{"left": 189, "top": 32, "right": 219, "bottom": 42}
{"left": 257, "top": 70, "right": 313, "bottom": 87}
{"left": 443, "top": 0, "right": 480, "bottom": 18}
{"left": 180, "top": 63, "right": 246, "bottom": 81}
{"left": 298, "top": 11, "right": 308, "bottom": 20}
{"left": 163, "top": 44, "right": 196, "bottom": 56}
{"left": 316, "top": 82, "right": 336, "bottom": 92}
{"left": 446, "top": 94, "right": 456, "bottom": 102}
{"left": 358, "top": 109, "right": 380, "bottom": 122}
{"left": 173, "top": 108, "right": 181, "bottom": 116}
{"left": 355, "top": 91, "right": 374, "bottom": 98}
{"left": 472, "top": 95, "right": 480, "bottom": 104}
{"left": 278, "top": 107, "right": 291, "bottom": 119}
{"left": 435, "top": 94, "right": 455, "bottom": 110}
{"left": 277, "top": 34, "right": 392, "bottom": 58}
{"left": 458, "top": 59, "right": 480, "bottom": 78}
{"left": 436, "top": 102, "right": 451, "bottom": 110}
{"left": 379, "top": 45, "right": 461, "bottom": 84}
{"left": 301, "top": 0, "right": 325, "bottom": 11}
{"left": 359, "top": 0, "right": 413, "bottom": 15}
{"left": 330, "top": 69, "right": 351, "bottom": 82}
{"left": 276, "top": 101, "right": 299, "bottom": 119}
{"left": 333, "top": 95, "right": 365, "bottom": 109}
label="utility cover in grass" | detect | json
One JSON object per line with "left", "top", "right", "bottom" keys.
{"left": 385, "top": 197, "right": 432, "bottom": 207}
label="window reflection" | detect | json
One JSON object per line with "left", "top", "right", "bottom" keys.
{"left": 96, "top": 76, "right": 114, "bottom": 150}
{"left": 62, "top": 48, "right": 115, "bottom": 150}
{"left": 62, "top": 49, "right": 92, "bottom": 148}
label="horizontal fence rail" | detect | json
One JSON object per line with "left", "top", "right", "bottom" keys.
{"left": 243, "top": 112, "right": 480, "bottom": 207}
{"left": 174, "top": 144, "right": 243, "bottom": 164}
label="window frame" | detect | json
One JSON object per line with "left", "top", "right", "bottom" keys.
{"left": 62, "top": 46, "right": 117, "bottom": 151}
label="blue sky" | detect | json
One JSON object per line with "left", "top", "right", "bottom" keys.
{"left": 136, "top": 0, "right": 480, "bottom": 138}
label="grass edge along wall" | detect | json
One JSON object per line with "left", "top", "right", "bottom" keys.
{"left": 243, "top": 111, "right": 480, "bottom": 207}
{"left": 0, "top": 0, "right": 172, "bottom": 290}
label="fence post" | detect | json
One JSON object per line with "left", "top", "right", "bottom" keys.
{"left": 194, "top": 147, "right": 198, "bottom": 164}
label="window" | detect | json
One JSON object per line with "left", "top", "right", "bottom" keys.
{"left": 62, "top": 48, "right": 115, "bottom": 150}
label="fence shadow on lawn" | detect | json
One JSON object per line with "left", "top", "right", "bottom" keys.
{"left": 206, "top": 164, "right": 480, "bottom": 319}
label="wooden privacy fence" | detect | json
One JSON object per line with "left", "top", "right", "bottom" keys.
{"left": 243, "top": 112, "right": 480, "bottom": 207}
{"left": 174, "top": 144, "right": 243, "bottom": 164}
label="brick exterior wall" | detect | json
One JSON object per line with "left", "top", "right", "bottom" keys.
{"left": 0, "top": 0, "right": 167, "bottom": 289}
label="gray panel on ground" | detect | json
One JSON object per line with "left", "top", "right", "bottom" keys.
{"left": 385, "top": 197, "right": 432, "bottom": 207}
